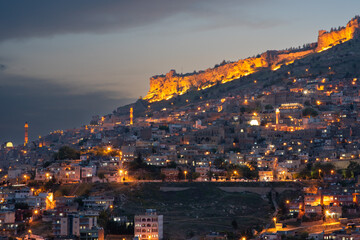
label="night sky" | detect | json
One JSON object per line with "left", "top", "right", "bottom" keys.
{"left": 0, "top": 0, "right": 359, "bottom": 144}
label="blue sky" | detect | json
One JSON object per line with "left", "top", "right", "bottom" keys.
{"left": 0, "top": 0, "right": 359, "bottom": 144}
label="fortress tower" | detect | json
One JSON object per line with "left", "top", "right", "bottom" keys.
{"left": 275, "top": 108, "right": 280, "bottom": 125}
{"left": 130, "top": 107, "right": 133, "bottom": 125}
{"left": 24, "top": 122, "right": 28, "bottom": 146}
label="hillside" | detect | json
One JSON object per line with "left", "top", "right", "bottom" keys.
{"left": 78, "top": 182, "right": 300, "bottom": 239}
{"left": 116, "top": 31, "right": 360, "bottom": 117}
{"left": 142, "top": 16, "right": 360, "bottom": 103}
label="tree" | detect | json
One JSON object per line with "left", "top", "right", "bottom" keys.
{"left": 302, "top": 107, "right": 318, "bottom": 117}
{"left": 345, "top": 161, "right": 360, "bottom": 178}
{"left": 311, "top": 162, "right": 335, "bottom": 178}
{"left": 129, "top": 153, "right": 145, "bottom": 170}
{"left": 214, "top": 158, "right": 226, "bottom": 169}
{"left": 296, "top": 168, "right": 312, "bottom": 180}
{"left": 167, "top": 161, "right": 177, "bottom": 168}
{"left": 231, "top": 219, "right": 238, "bottom": 230}
{"left": 158, "top": 125, "right": 169, "bottom": 133}
{"left": 265, "top": 104, "right": 274, "bottom": 110}
{"left": 15, "top": 202, "right": 29, "bottom": 210}
{"left": 74, "top": 197, "right": 84, "bottom": 207}
{"left": 106, "top": 220, "right": 134, "bottom": 235}
{"left": 43, "top": 161, "right": 52, "bottom": 168}
{"left": 98, "top": 210, "right": 110, "bottom": 229}
{"left": 54, "top": 146, "right": 80, "bottom": 160}
{"left": 98, "top": 173, "right": 105, "bottom": 179}
{"left": 191, "top": 172, "right": 200, "bottom": 180}
{"left": 160, "top": 174, "right": 166, "bottom": 182}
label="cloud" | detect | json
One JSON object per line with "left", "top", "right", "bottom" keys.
{"left": 0, "top": 0, "right": 269, "bottom": 42}
{"left": 0, "top": 72, "right": 134, "bottom": 144}
{"left": 0, "top": 64, "right": 5, "bottom": 71}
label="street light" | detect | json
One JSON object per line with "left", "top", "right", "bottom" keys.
{"left": 184, "top": 171, "right": 188, "bottom": 181}
{"left": 273, "top": 217, "right": 277, "bottom": 227}
{"left": 233, "top": 170, "right": 238, "bottom": 181}
{"left": 124, "top": 171, "right": 128, "bottom": 181}
{"left": 318, "top": 169, "right": 322, "bottom": 178}
{"left": 119, "top": 169, "right": 124, "bottom": 182}
{"left": 331, "top": 170, "right": 334, "bottom": 175}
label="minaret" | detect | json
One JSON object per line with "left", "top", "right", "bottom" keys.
{"left": 130, "top": 107, "right": 133, "bottom": 125}
{"left": 275, "top": 108, "right": 280, "bottom": 125}
{"left": 24, "top": 122, "right": 28, "bottom": 146}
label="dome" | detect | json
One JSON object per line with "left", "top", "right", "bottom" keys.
{"left": 249, "top": 119, "right": 259, "bottom": 126}
{"left": 5, "top": 142, "right": 13, "bottom": 148}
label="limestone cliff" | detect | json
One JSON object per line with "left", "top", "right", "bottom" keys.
{"left": 144, "top": 16, "right": 360, "bottom": 103}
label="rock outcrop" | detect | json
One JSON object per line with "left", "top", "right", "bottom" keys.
{"left": 144, "top": 16, "right": 360, "bottom": 103}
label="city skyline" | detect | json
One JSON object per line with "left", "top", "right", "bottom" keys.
{"left": 1, "top": 0, "right": 360, "bottom": 144}
{"left": 1, "top": 2, "right": 360, "bottom": 238}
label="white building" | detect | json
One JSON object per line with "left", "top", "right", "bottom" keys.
{"left": 8, "top": 169, "right": 22, "bottom": 180}
{"left": 121, "top": 145, "right": 136, "bottom": 162}
{"left": 134, "top": 209, "right": 163, "bottom": 240}
{"left": 26, "top": 192, "right": 55, "bottom": 210}
{"left": 81, "top": 166, "right": 96, "bottom": 180}
{"left": 57, "top": 165, "right": 81, "bottom": 183}
{"left": 53, "top": 213, "right": 98, "bottom": 237}
{"left": 0, "top": 211, "right": 15, "bottom": 224}
{"left": 83, "top": 196, "right": 114, "bottom": 210}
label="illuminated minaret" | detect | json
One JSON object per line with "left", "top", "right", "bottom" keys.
{"left": 24, "top": 122, "right": 28, "bottom": 146}
{"left": 130, "top": 107, "right": 133, "bottom": 125}
{"left": 275, "top": 108, "right": 280, "bottom": 125}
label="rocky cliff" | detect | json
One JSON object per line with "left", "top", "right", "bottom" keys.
{"left": 144, "top": 16, "right": 360, "bottom": 103}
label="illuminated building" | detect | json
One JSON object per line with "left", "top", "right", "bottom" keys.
{"left": 279, "top": 103, "right": 304, "bottom": 110}
{"left": 121, "top": 145, "right": 135, "bottom": 162}
{"left": 258, "top": 170, "right": 274, "bottom": 181}
{"left": 53, "top": 213, "right": 103, "bottom": 239}
{"left": 134, "top": 209, "right": 163, "bottom": 240}
{"left": 83, "top": 196, "right": 114, "bottom": 210}
{"left": 249, "top": 119, "right": 259, "bottom": 126}
{"left": 5, "top": 142, "right": 13, "bottom": 148}
{"left": 276, "top": 108, "right": 280, "bottom": 125}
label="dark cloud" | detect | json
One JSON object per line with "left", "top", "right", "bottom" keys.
{"left": 0, "top": 72, "right": 134, "bottom": 144}
{"left": 0, "top": 65, "right": 5, "bottom": 71}
{"left": 0, "top": 0, "right": 266, "bottom": 42}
